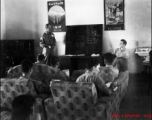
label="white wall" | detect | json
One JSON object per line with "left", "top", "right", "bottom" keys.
{"left": 65, "top": 0, "right": 104, "bottom": 25}
{"left": 1, "top": 0, "right": 6, "bottom": 39}
{"left": 1, "top": 0, "right": 66, "bottom": 58}
{"left": 1, "top": 0, "right": 151, "bottom": 73}
{"left": 103, "top": 0, "right": 151, "bottom": 73}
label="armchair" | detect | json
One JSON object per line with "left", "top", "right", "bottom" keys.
{"left": 7, "top": 63, "right": 54, "bottom": 86}
{"left": 0, "top": 78, "right": 46, "bottom": 120}
{"left": 44, "top": 80, "right": 121, "bottom": 120}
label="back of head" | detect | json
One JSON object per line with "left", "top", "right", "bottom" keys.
{"left": 12, "top": 94, "right": 35, "bottom": 120}
{"left": 86, "top": 59, "right": 95, "bottom": 70}
{"left": 37, "top": 54, "right": 45, "bottom": 61}
{"left": 45, "top": 23, "right": 50, "bottom": 28}
{"left": 104, "top": 53, "right": 114, "bottom": 65}
{"left": 21, "top": 59, "right": 33, "bottom": 74}
{"left": 121, "top": 39, "right": 127, "bottom": 46}
{"left": 50, "top": 56, "right": 59, "bottom": 67}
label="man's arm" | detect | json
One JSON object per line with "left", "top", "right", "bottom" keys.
{"left": 95, "top": 76, "right": 112, "bottom": 96}
{"left": 51, "top": 33, "right": 56, "bottom": 49}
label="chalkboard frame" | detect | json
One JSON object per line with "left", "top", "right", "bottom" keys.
{"left": 65, "top": 24, "right": 103, "bottom": 56}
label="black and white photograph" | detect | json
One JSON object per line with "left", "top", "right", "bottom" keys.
{"left": 0, "top": 0, "right": 151, "bottom": 120}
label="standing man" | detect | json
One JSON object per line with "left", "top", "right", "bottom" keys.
{"left": 113, "top": 39, "right": 130, "bottom": 71}
{"left": 40, "top": 23, "right": 56, "bottom": 65}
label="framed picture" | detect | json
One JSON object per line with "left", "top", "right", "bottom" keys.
{"left": 104, "top": 0, "right": 124, "bottom": 30}
{"left": 47, "top": 1, "right": 66, "bottom": 32}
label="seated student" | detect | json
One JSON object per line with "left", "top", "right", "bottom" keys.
{"left": 35, "top": 54, "right": 45, "bottom": 64}
{"left": 0, "top": 94, "right": 41, "bottom": 120}
{"left": 76, "top": 59, "right": 113, "bottom": 96}
{"left": 98, "top": 53, "right": 119, "bottom": 83}
{"left": 50, "top": 56, "right": 68, "bottom": 81}
{"left": 19, "top": 59, "right": 46, "bottom": 96}
{"left": 113, "top": 39, "right": 130, "bottom": 71}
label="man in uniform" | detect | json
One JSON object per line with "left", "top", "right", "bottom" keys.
{"left": 40, "top": 23, "right": 56, "bottom": 65}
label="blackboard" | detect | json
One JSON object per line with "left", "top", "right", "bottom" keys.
{"left": 65, "top": 24, "right": 103, "bottom": 56}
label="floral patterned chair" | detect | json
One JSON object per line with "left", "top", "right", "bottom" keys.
{"left": 0, "top": 78, "right": 46, "bottom": 120}
{"left": 7, "top": 63, "right": 54, "bottom": 86}
{"left": 44, "top": 80, "right": 121, "bottom": 120}
{"left": 114, "top": 70, "right": 129, "bottom": 101}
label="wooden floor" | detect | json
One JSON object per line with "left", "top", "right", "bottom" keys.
{"left": 119, "top": 73, "right": 152, "bottom": 120}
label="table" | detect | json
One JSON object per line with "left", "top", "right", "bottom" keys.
{"left": 59, "top": 56, "right": 102, "bottom": 76}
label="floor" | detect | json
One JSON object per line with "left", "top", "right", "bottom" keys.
{"left": 119, "top": 73, "right": 152, "bottom": 120}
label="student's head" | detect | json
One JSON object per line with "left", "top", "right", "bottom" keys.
{"left": 50, "top": 56, "right": 59, "bottom": 68}
{"left": 37, "top": 54, "right": 45, "bottom": 63}
{"left": 86, "top": 59, "right": 96, "bottom": 70}
{"left": 119, "top": 39, "right": 127, "bottom": 48}
{"left": 45, "top": 23, "right": 51, "bottom": 32}
{"left": 21, "top": 59, "right": 33, "bottom": 75}
{"left": 12, "top": 94, "right": 36, "bottom": 120}
{"left": 104, "top": 53, "right": 115, "bottom": 65}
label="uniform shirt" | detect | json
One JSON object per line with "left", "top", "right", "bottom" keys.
{"left": 50, "top": 67, "right": 69, "bottom": 81}
{"left": 105, "top": 64, "right": 119, "bottom": 79}
{"left": 40, "top": 32, "right": 56, "bottom": 56}
{"left": 40, "top": 32, "right": 56, "bottom": 48}
{"left": 76, "top": 70, "right": 111, "bottom": 96}
{"left": 115, "top": 48, "right": 129, "bottom": 59}
{"left": 19, "top": 76, "right": 46, "bottom": 95}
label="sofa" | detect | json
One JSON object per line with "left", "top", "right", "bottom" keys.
{"left": 44, "top": 80, "right": 121, "bottom": 120}
{"left": 7, "top": 63, "right": 55, "bottom": 86}
{"left": 114, "top": 70, "right": 129, "bottom": 101}
{"left": 0, "top": 78, "right": 46, "bottom": 120}
{"left": 71, "top": 69, "right": 129, "bottom": 101}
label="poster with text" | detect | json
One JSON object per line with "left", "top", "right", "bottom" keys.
{"left": 48, "top": 1, "right": 66, "bottom": 32}
{"left": 104, "top": 0, "right": 124, "bottom": 30}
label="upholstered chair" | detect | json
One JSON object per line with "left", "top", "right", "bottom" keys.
{"left": 44, "top": 80, "right": 121, "bottom": 120}
{"left": 7, "top": 63, "right": 54, "bottom": 86}
{"left": 0, "top": 78, "right": 46, "bottom": 120}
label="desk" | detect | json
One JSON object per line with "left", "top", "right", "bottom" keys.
{"left": 143, "top": 62, "right": 152, "bottom": 96}
{"left": 59, "top": 56, "right": 102, "bottom": 76}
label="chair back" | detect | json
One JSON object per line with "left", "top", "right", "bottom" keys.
{"left": 0, "top": 78, "right": 30, "bottom": 110}
{"left": 7, "top": 64, "right": 54, "bottom": 86}
{"left": 46, "top": 80, "right": 98, "bottom": 120}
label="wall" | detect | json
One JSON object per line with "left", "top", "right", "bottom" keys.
{"left": 1, "top": 0, "right": 151, "bottom": 73}
{"left": 1, "top": 0, "right": 66, "bottom": 59}
{"left": 102, "top": 0, "right": 151, "bottom": 73}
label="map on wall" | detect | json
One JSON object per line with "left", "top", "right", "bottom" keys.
{"left": 66, "top": 25, "right": 103, "bottom": 56}
{"left": 48, "top": 1, "right": 66, "bottom": 32}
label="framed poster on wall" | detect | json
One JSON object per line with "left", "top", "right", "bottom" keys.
{"left": 104, "top": 0, "right": 124, "bottom": 30}
{"left": 47, "top": 1, "right": 66, "bottom": 32}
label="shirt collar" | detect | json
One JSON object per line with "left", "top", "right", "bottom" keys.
{"left": 105, "top": 64, "right": 113, "bottom": 67}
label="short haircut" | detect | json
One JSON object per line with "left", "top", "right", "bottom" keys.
{"left": 12, "top": 94, "right": 35, "bottom": 120}
{"left": 45, "top": 23, "right": 51, "bottom": 28}
{"left": 103, "top": 53, "right": 114, "bottom": 64}
{"left": 21, "top": 59, "right": 33, "bottom": 73}
{"left": 50, "top": 56, "right": 59, "bottom": 66}
{"left": 121, "top": 39, "right": 127, "bottom": 45}
{"left": 37, "top": 54, "right": 45, "bottom": 61}
{"left": 86, "top": 59, "right": 95, "bottom": 70}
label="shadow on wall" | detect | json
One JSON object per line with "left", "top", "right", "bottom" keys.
{"left": 102, "top": 34, "right": 114, "bottom": 54}
{"left": 127, "top": 48, "right": 144, "bottom": 73}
